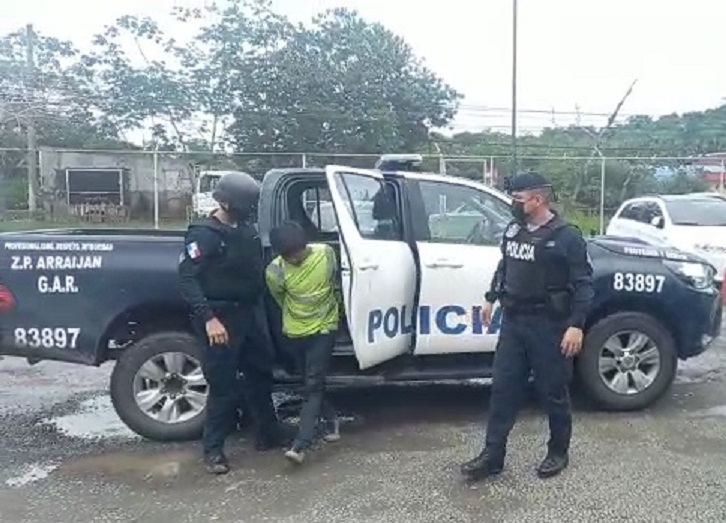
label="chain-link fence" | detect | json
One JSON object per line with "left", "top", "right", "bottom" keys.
{"left": 1, "top": 147, "right": 724, "bottom": 232}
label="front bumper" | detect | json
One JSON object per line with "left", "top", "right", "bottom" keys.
{"left": 677, "top": 288, "right": 722, "bottom": 359}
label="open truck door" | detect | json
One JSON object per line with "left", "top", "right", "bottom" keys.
{"left": 324, "top": 166, "right": 417, "bottom": 370}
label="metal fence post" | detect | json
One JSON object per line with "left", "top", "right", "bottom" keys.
{"left": 599, "top": 154, "right": 606, "bottom": 235}
{"left": 153, "top": 146, "right": 160, "bottom": 229}
{"left": 301, "top": 153, "right": 307, "bottom": 168}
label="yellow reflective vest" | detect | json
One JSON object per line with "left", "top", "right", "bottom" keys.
{"left": 265, "top": 243, "right": 339, "bottom": 337}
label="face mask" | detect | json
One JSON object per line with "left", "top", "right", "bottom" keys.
{"left": 511, "top": 200, "right": 527, "bottom": 222}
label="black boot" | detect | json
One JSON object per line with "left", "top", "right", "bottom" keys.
{"left": 536, "top": 451, "right": 569, "bottom": 479}
{"left": 255, "top": 421, "right": 297, "bottom": 451}
{"left": 204, "top": 453, "right": 230, "bottom": 475}
{"left": 460, "top": 449, "right": 504, "bottom": 481}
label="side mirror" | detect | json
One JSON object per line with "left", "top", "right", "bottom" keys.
{"left": 650, "top": 216, "right": 665, "bottom": 229}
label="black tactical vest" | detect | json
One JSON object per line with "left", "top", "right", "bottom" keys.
{"left": 501, "top": 217, "right": 569, "bottom": 306}
{"left": 191, "top": 218, "right": 264, "bottom": 305}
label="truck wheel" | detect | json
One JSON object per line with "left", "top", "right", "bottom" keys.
{"left": 575, "top": 312, "right": 677, "bottom": 411}
{"left": 110, "top": 331, "right": 209, "bottom": 442}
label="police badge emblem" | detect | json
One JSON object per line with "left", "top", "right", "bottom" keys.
{"left": 505, "top": 223, "right": 520, "bottom": 238}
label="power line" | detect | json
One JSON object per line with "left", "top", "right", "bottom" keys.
{"left": 0, "top": 146, "right": 714, "bottom": 161}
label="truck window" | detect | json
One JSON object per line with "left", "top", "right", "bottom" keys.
{"left": 416, "top": 180, "right": 510, "bottom": 246}
{"left": 332, "top": 174, "right": 403, "bottom": 241}
{"left": 618, "top": 202, "right": 645, "bottom": 222}
{"left": 303, "top": 187, "right": 338, "bottom": 233}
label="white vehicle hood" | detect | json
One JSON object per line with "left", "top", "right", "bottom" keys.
{"left": 668, "top": 225, "right": 726, "bottom": 277}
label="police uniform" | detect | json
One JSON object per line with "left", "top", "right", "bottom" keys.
{"left": 178, "top": 172, "right": 292, "bottom": 473}
{"left": 461, "top": 172, "right": 594, "bottom": 480}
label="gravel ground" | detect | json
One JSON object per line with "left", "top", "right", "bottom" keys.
{"left": 2, "top": 332, "right": 726, "bottom": 523}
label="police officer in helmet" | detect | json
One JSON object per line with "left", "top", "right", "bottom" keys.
{"left": 179, "top": 171, "right": 294, "bottom": 474}
{"left": 461, "top": 171, "right": 594, "bottom": 481}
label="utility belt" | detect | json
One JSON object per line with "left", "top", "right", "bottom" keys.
{"left": 501, "top": 289, "right": 571, "bottom": 319}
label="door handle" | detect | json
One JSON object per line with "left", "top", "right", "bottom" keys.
{"left": 425, "top": 259, "right": 464, "bottom": 269}
{"left": 358, "top": 262, "right": 379, "bottom": 271}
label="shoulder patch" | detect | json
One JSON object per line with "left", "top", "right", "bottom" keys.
{"left": 186, "top": 241, "right": 202, "bottom": 259}
{"left": 505, "top": 223, "right": 520, "bottom": 238}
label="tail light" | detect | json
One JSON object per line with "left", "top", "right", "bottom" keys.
{"left": 0, "top": 284, "right": 15, "bottom": 313}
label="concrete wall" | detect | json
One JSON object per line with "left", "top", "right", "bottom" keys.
{"left": 38, "top": 148, "right": 195, "bottom": 219}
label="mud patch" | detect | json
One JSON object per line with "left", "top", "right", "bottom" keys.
{"left": 60, "top": 449, "right": 197, "bottom": 482}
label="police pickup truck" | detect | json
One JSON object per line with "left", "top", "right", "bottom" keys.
{"left": 0, "top": 165, "right": 722, "bottom": 441}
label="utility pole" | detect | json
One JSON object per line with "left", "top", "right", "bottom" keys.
{"left": 511, "top": 0, "right": 518, "bottom": 174}
{"left": 0, "top": 103, "right": 6, "bottom": 217}
{"left": 25, "top": 24, "right": 38, "bottom": 212}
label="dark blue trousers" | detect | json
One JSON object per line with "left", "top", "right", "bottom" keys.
{"left": 285, "top": 332, "right": 337, "bottom": 450}
{"left": 485, "top": 313, "right": 573, "bottom": 461}
{"left": 195, "top": 305, "right": 278, "bottom": 458}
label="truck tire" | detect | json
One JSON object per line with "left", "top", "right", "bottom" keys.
{"left": 575, "top": 312, "right": 677, "bottom": 411}
{"left": 110, "top": 331, "right": 208, "bottom": 442}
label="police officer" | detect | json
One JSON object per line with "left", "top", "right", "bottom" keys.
{"left": 178, "top": 172, "right": 294, "bottom": 475}
{"left": 460, "top": 172, "right": 594, "bottom": 481}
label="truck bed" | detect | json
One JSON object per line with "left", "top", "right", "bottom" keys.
{"left": 0, "top": 229, "right": 192, "bottom": 365}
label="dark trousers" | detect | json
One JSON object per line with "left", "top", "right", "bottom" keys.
{"left": 485, "top": 313, "right": 573, "bottom": 460}
{"left": 285, "top": 332, "right": 337, "bottom": 450}
{"left": 195, "top": 305, "right": 278, "bottom": 458}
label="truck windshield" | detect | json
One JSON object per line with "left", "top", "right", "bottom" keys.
{"left": 666, "top": 198, "right": 726, "bottom": 226}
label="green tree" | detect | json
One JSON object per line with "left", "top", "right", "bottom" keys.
{"left": 0, "top": 27, "right": 128, "bottom": 211}
{"left": 227, "top": 8, "right": 462, "bottom": 156}
{"left": 84, "top": 0, "right": 292, "bottom": 153}
{"left": 0, "top": 27, "right": 122, "bottom": 149}
{"left": 84, "top": 15, "right": 195, "bottom": 149}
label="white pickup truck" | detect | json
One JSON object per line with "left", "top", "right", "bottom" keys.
{"left": 607, "top": 193, "right": 726, "bottom": 284}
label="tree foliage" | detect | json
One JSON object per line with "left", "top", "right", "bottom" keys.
{"left": 227, "top": 7, "right": 461, "bottom": 155}
{"left": 0, "top": 0, "right": 721, "bottom": 211}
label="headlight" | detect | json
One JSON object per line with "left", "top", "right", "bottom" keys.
{"left": 663, "top": 260, "right": 715, "bottom": 290}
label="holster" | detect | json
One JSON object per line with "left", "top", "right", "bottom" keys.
{"left": 547, "top": 290, "right": 571, "bottom": 320}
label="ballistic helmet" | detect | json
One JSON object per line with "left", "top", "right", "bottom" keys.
{"left": 212, "top": 171, "right": 260, "bottom": 213}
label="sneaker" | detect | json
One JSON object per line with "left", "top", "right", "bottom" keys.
{"left": 460, "top": 449, "right": 504, "bottom": 481}
{"left": 322, "top": 418, "right": 341, "bottom": 443}
{"left": 204, "top": 453, "right": 230, "bottom": 475}
{"left": 536, "top": 452, "right": 569, "bottom": 479}
{"left": 284, "top": 446, "right": 306, "bottom": 465}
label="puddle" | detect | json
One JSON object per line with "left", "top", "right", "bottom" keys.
{"left": 41, "top": 395, "right": 140, "bottom": 441}
{"left": 5, "top": 462, "right": 59, "bottom": 487}
{"left": 689, "top": 405, "right": 726, "bottom": 418}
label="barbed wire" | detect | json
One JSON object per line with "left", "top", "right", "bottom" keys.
{"left": 0, "top": 146, "right": 718, "bottom": 162}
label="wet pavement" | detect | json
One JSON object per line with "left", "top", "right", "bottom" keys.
{"left": 2, "top": 332, "right": 726, "bottom": 523}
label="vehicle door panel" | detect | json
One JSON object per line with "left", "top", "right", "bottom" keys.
{"left": 409, "top": 179, "right": 510, "bottom": 355}
{"left": 607, "top": 203, "right": 639, "bottom": 238}
{"left": 325, "top": 166, "right": 417, "bottom": 369}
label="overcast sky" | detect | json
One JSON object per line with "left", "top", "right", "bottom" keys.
{"left": 2, "top": 0, "right": 724, "bottom": 134}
